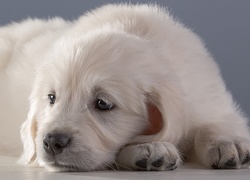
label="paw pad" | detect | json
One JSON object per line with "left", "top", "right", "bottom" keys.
{"left": 135, "top": 158, "right": 148, "bottom": 169}
{"left": 151, "top": 157, "right": 164, "bottom": 167}
{"left": 211, "top": 163, "right": 220, "bottom": 169}
{"left": 241, "top": 154, "right": 250, "bottom": 165}
{"left": 225, "top": 157, "right": 237, "bottom": 167}
{"left": 166, "top": 163, "right": 177, "bottom": 170}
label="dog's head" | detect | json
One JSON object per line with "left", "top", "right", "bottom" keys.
{"left": 19, "top": 29, "right": 185, "bottom": 171}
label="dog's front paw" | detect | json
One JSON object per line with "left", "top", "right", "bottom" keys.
{"left": 116, "top": 142, "right": 182, "bottom": 171}
{"left": 196, "top": 137, "right": 250, "bottom": 169}
{"left": 208, "top": 139, "right": 250, "bottom": 169}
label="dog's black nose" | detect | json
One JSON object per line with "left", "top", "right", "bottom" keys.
{"left": 43, "top": 133, "right": 70, "bottom": 155}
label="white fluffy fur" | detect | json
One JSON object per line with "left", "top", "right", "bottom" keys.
{"left": 0, "top": 4, "right": 249, "bottom": 171}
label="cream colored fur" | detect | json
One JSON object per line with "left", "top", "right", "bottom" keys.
{"left": 0, "top": 4, "right": 249, "bottom": 171}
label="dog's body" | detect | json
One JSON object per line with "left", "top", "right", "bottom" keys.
{"left": 0, "top": 4, "right": 249, "bottom": 171}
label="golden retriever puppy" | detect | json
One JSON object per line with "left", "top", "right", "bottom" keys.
{"left": 0, "top": 4, "right": 249, "bottom": 171}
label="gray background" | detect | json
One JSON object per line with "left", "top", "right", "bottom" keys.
{"left": 0, "top": 0, "right": 249, "bottom": 118}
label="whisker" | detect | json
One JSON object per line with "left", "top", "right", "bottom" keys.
{"left": 100, "top": 162, "right": 112, "bottom": 171}
{"left": 107, "top": 163, "right": 117, "bottom": 171}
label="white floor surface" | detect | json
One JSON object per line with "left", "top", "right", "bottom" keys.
{"left": 0, "top": 155, "right": 250, "bottom": 180}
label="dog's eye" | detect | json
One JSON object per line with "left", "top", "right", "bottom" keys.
{"left": 95, "top": 99, "right": 113, "bottom": 111}
{"left": 48, "top": 94, "right": 56, "bottom": 105}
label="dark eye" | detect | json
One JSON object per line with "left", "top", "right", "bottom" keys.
{"left": 95, "top": 99, "right": 114, "bottom": 111}
{"left": 48, "top": 94, "right": 56, "bottom": 105}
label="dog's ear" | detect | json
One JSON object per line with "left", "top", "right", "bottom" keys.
{"left": 143, "top": 103, "right": 163, "bottom": 136}
{"left": 134, "top": 83, "right": 187, "bottom": 144}
{"left": 18, "top": 101, "right": 37, "bottom": 165}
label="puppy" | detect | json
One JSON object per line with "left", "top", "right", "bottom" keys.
{"left": 0, "top": 4, "right": 249, "bottom": 171}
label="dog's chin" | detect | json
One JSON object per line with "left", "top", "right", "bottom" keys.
{"left": 44, "top": 162, "right": 82, "bottom": 172}
{"left": 38, "top": 152, "right": 109, "bottom": 172}
{"left": 42, "top": 160, "right": 102, "bottom": 172}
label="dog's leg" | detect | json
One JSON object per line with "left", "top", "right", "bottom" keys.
{"left": 195, "top": 123, "right": 250, "bottom": 169}
{"left": 116, "top": 142, "right": 182, "bottom": 171}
